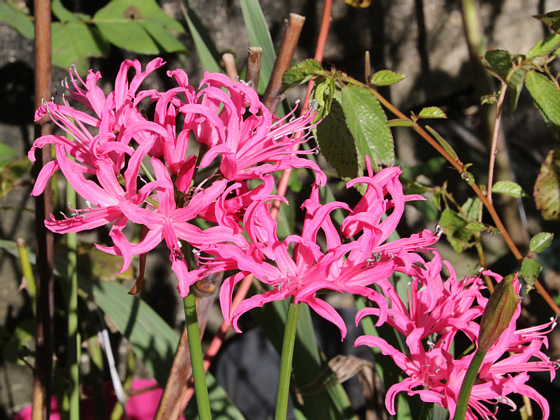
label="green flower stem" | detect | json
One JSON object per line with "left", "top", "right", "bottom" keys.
{"left": 66, "top": 184, "right": 80, "bottom": 420}
{"left": 454, "top": 348, "right": 487, "bottom": 420}
{"left": 275, "top": 300, "right": 301, "bottom": 420}
{"left": 183, "top": 292, "right": 211, "bottom": 420}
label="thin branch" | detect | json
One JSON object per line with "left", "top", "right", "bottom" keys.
{"left": 32, "top": 0, "right": 54, "bottom": 419}
{"left": 222, "top": 53, "right": 238, "bottom": 81}
{"left": 246, "top": 47, "right": 263, "bottom": 92}
{"left": 262, "top": 13, "right": 306, "bottom": 112}
{"left": 487, "top": 82, "right": 508, "bottom": 203}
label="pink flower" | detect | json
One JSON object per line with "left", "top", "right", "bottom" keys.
{"left": 190, "top": 160, "right": 439, "bottom": 339}
{"left": 355, "top": 258, "right": 559, "bottom": 419}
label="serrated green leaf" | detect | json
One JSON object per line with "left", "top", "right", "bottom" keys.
{"left": 485, "top": 49, "right": 512, "bottom": 81}
{"left": 0, "top": 1, "right": 34, "bottom": 39}
{"left": 520, "top": 257, "right": 542, "bottom": 286}
{"left": 534, "top": 10, "right": 560, "bottom": 34}
{"left": 525, "top": 70, "right": 560, "bottom": 138}
{"left": 534, "top": 148, "right": 560, "bottom": 220}
{"left": 439, "top": 208, "right": 475, "bottom": 253}
{"left": 370, "top": 69, "right": 406, "bottom": 86}
{"left": 491, "top": 180, "right": 527, "bottom": 198}
{"left": 51, "top": 22, "right": 110, "bottom": 74}
{"left": 425, "top": 125, "right": 458, "bottom": 160}
{"left": 341, "top": 84, "right": 394, "bottom": 171}
{"left": 316, "top": 99, "right": 361, "bottom": 179}
{"left": 240, "top": 0, "right": 276, "bottom": 95}
{"left": 465, "top": 221, "right": 485, "bottom": 232}
{"left": 529, "top": 232, "right": 554, "bottom": 253}
{"left": 282, "top": 59, "right": 323, "bottom": 92}
{"left": 527, "top": 33, "right": 560, "bottom": 59}
{"left": 94, "top": 0, "right": 185, "bottom": 55}
{"left": 418, "top": 106, "right": 447, "bottom": 119}
{"left": 312, "top": 78, "right": 336, "bottom": 120}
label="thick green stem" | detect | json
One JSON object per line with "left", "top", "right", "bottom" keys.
{"left": 183, "top": 292, "right": 211, "bottom": 419}
{"left": 275, "top": 300, "right": 301, "bottom": 420}
{"left": 454, "top": 349, "right": 486, "bottom": 420}
{"left": 66, "top": 185, "right": 80, "bottom": 420}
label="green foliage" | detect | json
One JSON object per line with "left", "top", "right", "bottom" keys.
{"left": 425, "top": 126, "right": 458, "bottom": 160}
{"left": 491, "top": 180, "right": 527, "bottom": 198}
{"left": 341, "top": 84, "right": 394, "bottom": 171}
{"left": 370, "top": 69, "right": 406, "bottom": 86}
{"left": 1, "top": 0, "right": 186, "bottom": 74}
{"left": 534, "top": 148, "right": 560, "bottom": 220}
{"left": 282, "top": 59, "right": 325, "bottom": 92}
{"left": 534, "top": 10, "right": 560, "bottom": 33}
{"left": 529, "top": 232, "right": 554, "bottom": 254}
{"left": 418, "top": 107, "right": 447, "bottom": 119}
{"left": 527, "top": 33, "right": 560, "bottom": 59}
{"left": 525, "top": 70, "right": 560, "bottom": 138}
{"left": 520, "top": 257, "right": 542, "bottom": 287}
{"left": 438, "top": 209, "right": 475, "bottom": 253}
{"left": 484, "top": 49, "right": 512, "bottom": 81}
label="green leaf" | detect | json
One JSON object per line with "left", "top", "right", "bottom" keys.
{"left": 341, "top": 84, "right": 394, "bottom": 171}
{"left": 520, "top": 257, "right": 542, "bottom": 286}
{"left": 370, "top": 69, "right": 406, "bottom": 86}
{"left": 240, "top": 0, "right": 276, "bottom": 95}
{"left": 388, "top": 118, "right": 414, "bottom": 127}
{"left": 529, "top": 232, "right": 554, "bottom": 254}
{"left": 534, "top": 148, "right": 560, "bottom": 220}
{"left": 316, "top": 99, "right": 362, "bottom": 179}
{"left": 52, "top": 22, "right": 110, "bottom": 74}
{"left": 418, "top": 106, "right": 447, "bottom": 119}
{"left": 461, "top": 197, "right": 482, "bottom": 221}
{"left": 507, "top": 66, "right": 528, "bottom": 112}
{"left": 484, "top": 49, "right": 512, "bottom": 81}
{"left": 491, "top": 180, "right": 527, "bottom": 198}
{"left": 534, "top": 10, "right": 560, "bottom": 34}
{"left": 282, "top": 59, "right": 323, "bottom": 92}
{"left": 94, "top": 0, "right": 186, "bottom": 55}
{"left": 527, "top": 33, "right": 560, "bottom": 59}
{"left": 465, "top": 221, "right": 485, "bottom": 232}
{"left": 525, "top": 70, "right": 560, "bottom": 138}
{"left": 425, "top": 125, "right": 458, "bottom": 160}
{"left": 0, "top": 1, "right": 34, "bottom": 39}
{"left": 438, "top": 208, "right": 475, "bottom": 253}
{"left": 180, "top": 1, "right": 221, "bottom": 74}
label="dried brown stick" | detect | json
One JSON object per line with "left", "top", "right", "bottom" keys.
{"left": 223, "top": 53, "right": 238, "bottom": 81}
{"left": 262, "top": 13, "right": 306, "bottom": 113}
{"left": 246, "top": 47, "right": 263, "bottom": 92}
{"left": 32, "top": 0, "right": 54, "bottom": 419}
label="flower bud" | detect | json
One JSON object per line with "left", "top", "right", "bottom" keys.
{"left": 478, "top": 274, "right": 519, "bottom": 352}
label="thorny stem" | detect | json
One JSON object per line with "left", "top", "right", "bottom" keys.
{"left": 487, "top": 82, "right": 508, "bottom": 204}
{"left": 345, "top": 77, "right": 560, "bottom": 315}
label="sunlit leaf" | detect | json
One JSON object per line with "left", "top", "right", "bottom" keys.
{"left": 282, "top": 59, "right": 323, "bottom": 92}
{"left": 484, "top": 49, "right": 512, "bottom": 81}
{"left": 370, "top": 70, "right": 406, "bottom": 86}
{"left": 341, "top": 84, "right": 394, "bottom": 171}
{"left": 529, "top": 232, "right": 554, "bottom": 254}
{"left": 527, "top": 33, "right": 560, "bottom": 59}
{"left": 0, "top": 0, "right": 34, "bottom": 39}
{"left": 525, "top": 70, "right": 560, "bottom": 138}
{"left": 534, "top": 148, "right": 560, "bottom": 220}
{"left": 418, "top": 106, "right": 447, "bottom": 119}
{"left": 520, "top": 257, "right": 542, "bottom": 286}
{"left": 491, "top": 180, "right": 527, "bottom": 198}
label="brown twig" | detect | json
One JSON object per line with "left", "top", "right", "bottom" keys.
{"left": 262, "top": 13, "right": 306, "bottom": 112}
{"left": 32, "top": 0, "right": 54, "bottom": 419}
{"left": 222, "top": 53, "right": 238, "bottom": 81}
{"left": 246, "top": 47, "right": 263, "bottom": 92}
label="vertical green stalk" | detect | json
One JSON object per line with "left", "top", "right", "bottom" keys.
{"left": 275, "top": 299, "right": 301, "bottom": 420}
{"left": 183, "top": 292, "right": 211, "bottom": 419}
{"left": 454, "top": 349, "right": 486, "bottom": 420}
{"left": 66, "top": 184, "right": 80, "bottom": 420}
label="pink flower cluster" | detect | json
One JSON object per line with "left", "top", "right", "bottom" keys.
{"left": 30, "top": 58, "right": 558, "bottom": 419}
{"left": 355, "top": 254, "right": 559, "bottom": 419}
{"left": 29, "top": 58, "right": 324, "bottom": 290}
